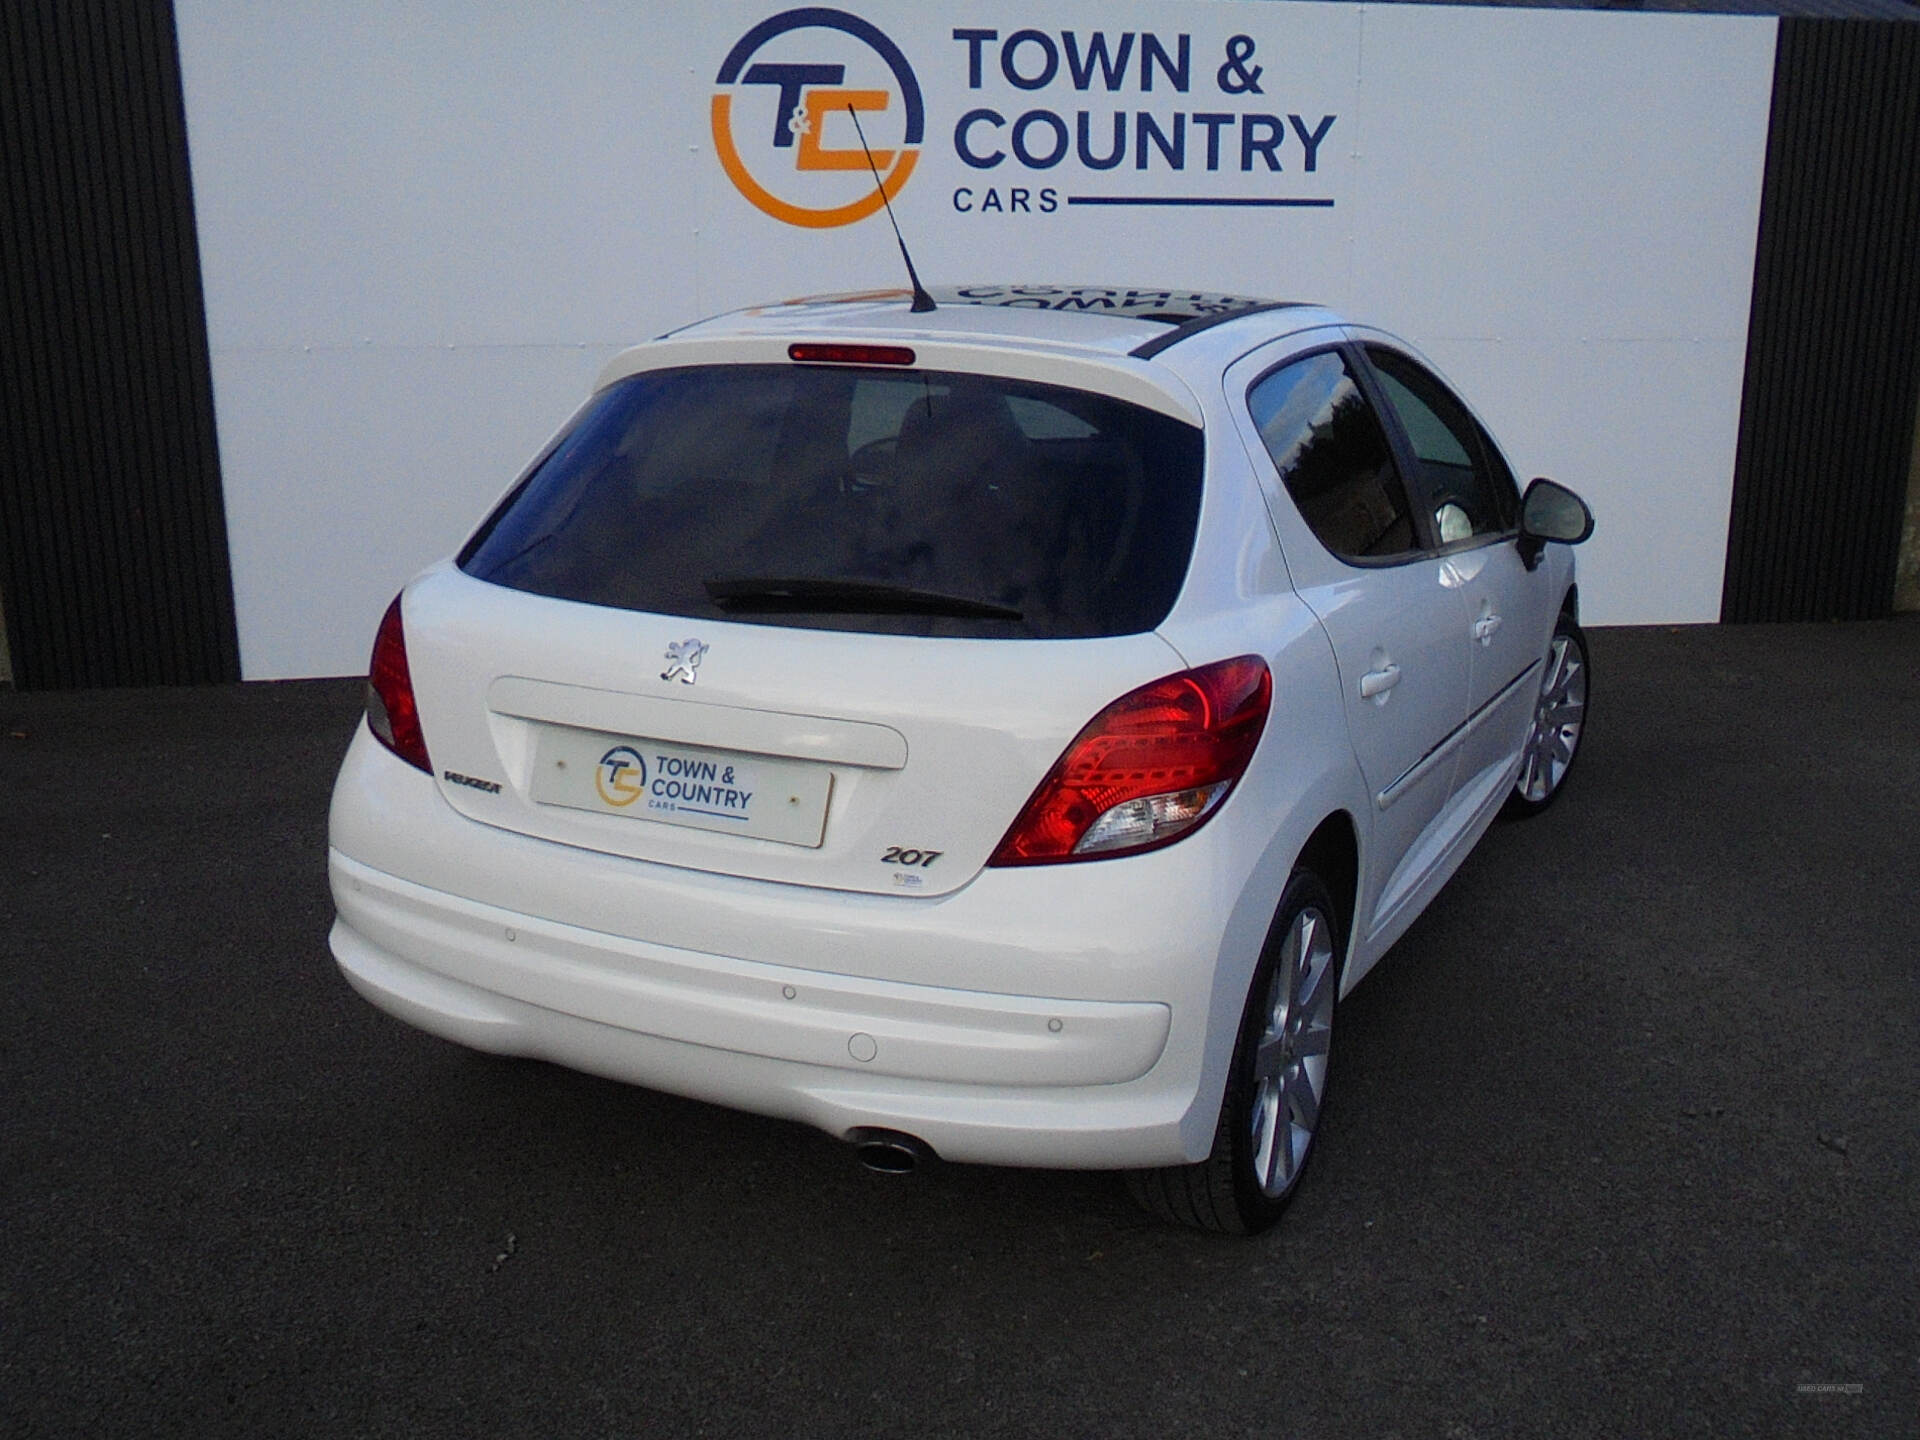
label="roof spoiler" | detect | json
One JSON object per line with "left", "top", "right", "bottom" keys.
{"left": 1129, "top": 302, "right": 1308, "bottom": 360}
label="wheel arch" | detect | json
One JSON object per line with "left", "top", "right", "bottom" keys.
{"left": 1134, "top": 827, "right": 1356, "bottom": 1231}
{"left": 1294, "top": 810, "right": 1360, "bottom": 988}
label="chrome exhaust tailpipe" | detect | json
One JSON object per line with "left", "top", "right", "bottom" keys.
{"left": 848, "top": 1128, "right": 935, "bottom": 1175}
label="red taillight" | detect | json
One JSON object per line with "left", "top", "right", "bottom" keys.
{"left": 365, "top": 593, "right": 432, "bottom": 773}
{"left": 788, "top": 342, "right": 916, "bottom": 366}
{"left": 988, "top": 655, "right": 1272, "bottom": 866}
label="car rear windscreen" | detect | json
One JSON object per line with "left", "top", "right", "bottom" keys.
{"left": 458, "top": 364, "right": 1205, "bottom": 639}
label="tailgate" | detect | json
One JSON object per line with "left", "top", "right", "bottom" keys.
{"left": 402, "top": 566, "right": 1188, "bottom": 897}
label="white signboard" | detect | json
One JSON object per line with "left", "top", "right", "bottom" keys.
{"left": 176, "top": 0, "right": 1776, "bottom": 678}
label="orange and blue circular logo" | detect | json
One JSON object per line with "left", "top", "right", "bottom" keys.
{"left": 595, "top": 746, "right": 647, "bottom": 807}
{"left": 712, "top": 8, "right": 923, "bottom": 229}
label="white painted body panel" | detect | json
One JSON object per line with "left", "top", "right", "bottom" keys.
{"left": 405, "top": 565, "right": 1193, "bottom": 900}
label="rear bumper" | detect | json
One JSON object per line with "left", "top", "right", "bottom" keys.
{"left": 333, "top": 842, "right": 1172, "bottom": 1088}
{"left": 326, "top": 722, "right": 1303, "bottom": 1169}
{"left": 331, "top": 851, "right": 1198, "bottom": 1167}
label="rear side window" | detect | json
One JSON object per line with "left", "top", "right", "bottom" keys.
{"left": 1246, "top": 351, "right": 1421, "bottom": 561}
{"left": 1365, "top": 347, "right": 1518, "bottom": 540}
{"left": 460, "top": 365, "right": 1204, "bottom": 639}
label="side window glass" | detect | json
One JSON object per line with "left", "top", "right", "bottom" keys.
{"left": 1366, "top": 348, "right": 1513, "bottom": 540}
{"left": 1477, "top": 423, "right": 1522, "bottom": 528}
{"left": 1246, "top": 351, "right": 1424, "bottom": 561}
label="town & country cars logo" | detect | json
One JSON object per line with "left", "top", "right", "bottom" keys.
{"left": 712, "top": 7, "right": 924, "bottom": 228}
{"left": 595, "top": 746, "right": 648, "bottom": 808}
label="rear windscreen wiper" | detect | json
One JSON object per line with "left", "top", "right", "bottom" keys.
{"left": 704, "top": 577, "right": 1023, "bottom": 621}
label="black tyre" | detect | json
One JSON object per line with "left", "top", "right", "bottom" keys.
{"left": 1503, "top": 612, "right": 1589, "bottom": 818}
{"left": 1128, "top": 869, "right": 1341, "bottom": 1235}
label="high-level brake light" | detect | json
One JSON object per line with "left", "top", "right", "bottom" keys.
{"left": 787, "top": 343, "right": 916, "bottom": 367}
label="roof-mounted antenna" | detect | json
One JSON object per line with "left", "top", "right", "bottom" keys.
{"left": 847, "top": 104, "right": 935, "bottom": 314}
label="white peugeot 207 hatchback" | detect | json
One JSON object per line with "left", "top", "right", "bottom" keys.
{"left": 328, "top": 285, "right": 1593, "bottom": 1233}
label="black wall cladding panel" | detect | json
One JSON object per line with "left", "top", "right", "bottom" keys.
{"left": 1723, "top": 19, "right": 1920, "bottom": 623}
{"left": 0, "top": 0, "right": 239, "bottom": 688}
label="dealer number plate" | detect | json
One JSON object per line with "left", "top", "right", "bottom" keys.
{"left": 530, "top": 724, "right": 833, "bottom": 848}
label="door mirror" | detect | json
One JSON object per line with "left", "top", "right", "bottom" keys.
{"left": 1517, "top": 478, "right": 1593, "bottom": 569}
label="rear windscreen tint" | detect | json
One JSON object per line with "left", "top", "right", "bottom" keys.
{"left": 458, "top": 365, "right": 1204, "bottom": 639}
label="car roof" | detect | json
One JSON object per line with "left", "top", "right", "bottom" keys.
{"left": 668, "top": 285, "right": 1346, "bottom": 361}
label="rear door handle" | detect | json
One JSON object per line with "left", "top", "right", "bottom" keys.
{"left": 1360, "top": 663, "right": 1401, "bottom": 700}
{"left": 1473, "top": 614, "right": 1503, "bottom": 645}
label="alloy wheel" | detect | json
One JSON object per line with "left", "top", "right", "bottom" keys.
{"left": 1248, "top": 902, "right": 1336, "bottom": 1198}
{"left": 1518, "top": 631, "right": 1587, "bottom": 804}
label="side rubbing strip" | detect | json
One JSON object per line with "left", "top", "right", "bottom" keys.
{"left": 1377, "top": 661, "right": 1541, "bottom": 810}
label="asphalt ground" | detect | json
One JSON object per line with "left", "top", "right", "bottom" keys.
{"left": 2, "top": 621, "right": 1915, "bottom": 1439}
